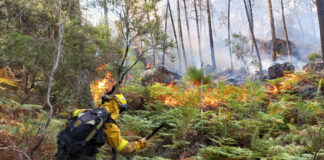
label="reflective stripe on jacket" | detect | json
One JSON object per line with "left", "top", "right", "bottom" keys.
{"left": 100, "top": 99, "right": 138, "bottom": 154}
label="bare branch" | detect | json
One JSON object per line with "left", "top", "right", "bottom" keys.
{"left": 0, "top": 147, "right": 31, "bottom": 160}
{"left": 30, "top": 0, "right": 70, "bottom": 157}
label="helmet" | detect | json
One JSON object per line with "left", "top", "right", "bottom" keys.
{"left": 114, "top": 94, "right": 128, "bottom": 113}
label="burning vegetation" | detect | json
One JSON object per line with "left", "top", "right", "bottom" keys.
{"left": 90, "top": 66, "right": 115, "bottom": 100}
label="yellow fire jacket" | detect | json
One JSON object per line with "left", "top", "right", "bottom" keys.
{"left": 100, "top": 99, "right": 139, "bottom": 154}
{"left": 73, "top": 99, "right": 143, "bottom": 155}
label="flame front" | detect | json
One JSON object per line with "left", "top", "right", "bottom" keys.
{"left": 91, "top": 71, "right": 115, "bottom": 100}
{"left": 266, "top": 73, "right": 300, "bottom": 95}
{"left": 151, "top": 82, "right": 247, "bottom": 108}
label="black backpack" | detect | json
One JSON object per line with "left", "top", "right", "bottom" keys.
{"left": 57, "top": 107, "right": 115, "bottom": 156}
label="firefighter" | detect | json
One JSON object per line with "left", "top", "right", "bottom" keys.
{"left": 55, "top": 94, "right": 149, "bottom": 160}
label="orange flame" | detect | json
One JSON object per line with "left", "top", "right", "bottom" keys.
{"left": 90, "top": 71, "right": 115, "bottom": 100}
{"left": 96, "top": 64, "right": 107, "bottom": 71}
{"left": 266, "top": 73, "right": 300, "bottom": 95}
{"left": 151, "top": 82, "right": 247, "bottom": 108}
{"left": 146, "top": 63, "right": 153, "bottom": 69}
{"left": 267, "top": 85, "right": 279, "bottom": 95}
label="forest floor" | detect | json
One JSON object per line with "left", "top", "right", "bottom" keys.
{"left": 0, "top": 71, "right": 324, "bottom": 160}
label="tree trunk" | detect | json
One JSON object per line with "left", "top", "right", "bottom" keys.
{"left": 248, "top": 0, "right": 254, "bottom": 52}
{"left": 194, "top": 0, "right": 203, "bottom": 64}
{"left": 294, "top": 0, "right": 305, "bottom": 39}
{"left": 103, "top": 0, "right": 108, "bottom": 26}
{"left": 243, "top": 0, "right": 262, "bottom": 72}
{"left": 177, "top": 0, "right": 188, "bottom": 70}
{"left": 307, "top": 1, "right": 316, "bottom": 38}
{"left": 162, "top": 2, "right": 168, "bottom": 66}
{"left": 281, "top": 0, "right": 291, "bottom": 62}
{"left": 168, "top": 0, "right": 182, "bottom": 72}
{"left": 30, "top": 0, "right": 67, "bottom": 156}
{"left": 227, "top": 0, "right": 233, "bottom": 72}
{"left": 206, "top": 0, "right": 216, "bottom": 71}
{"left": 268, "top": 0, "right": 277, "bottom": 62}
{"left": 316, "top": 0, "right": 324, "bottom": 63}
{"left": 182, "top": 0, "right": 193, "bottom": 58}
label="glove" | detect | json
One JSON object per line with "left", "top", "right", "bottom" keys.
{"left": 135, "top": 138, "right": 149, "bottom": 150}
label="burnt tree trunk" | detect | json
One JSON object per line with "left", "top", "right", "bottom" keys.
{"left": 182, "top": 0, "right": 193, "bottom": 58}
{"left": 243, "top": 0, "right": 262, "bottom": 72}
{"left": 227, "top": 0, "right": 233, "bottom": 71}
{"left": 316, "top": 0, "right": 324, "bottom": 63}
{"left": 206, "top": 0, "right": 216, "bottom": 71}
{"left": 168, "top": 0, "right": 182, "bottom": 72}
{"left": 281, "top": 0, "right": 291, "bottom": 62}
{"left": 194, "top": 0, "right": 203, "bottom": 64}
{"left": 177, "top": 0, "right": 188, "bottom": 70}
{"left": 268, "top": 0, "right": 277, "bottom": 62}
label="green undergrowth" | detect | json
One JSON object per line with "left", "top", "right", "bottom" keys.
{"left": 0, "top": 97, "right": 65, "bottom": 159}
{"left": 1, "top": 73, "right": 324, "bottom": 160}
{"left": 114, "top": 74, "right": 324, "bottom": 160}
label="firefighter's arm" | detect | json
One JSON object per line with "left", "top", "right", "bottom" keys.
{"left": 103, "top": 123, "right": 147, "bottom": 155}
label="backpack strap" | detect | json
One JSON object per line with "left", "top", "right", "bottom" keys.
{"left": 85, "top": 118, "right": 104, "bottom": 142}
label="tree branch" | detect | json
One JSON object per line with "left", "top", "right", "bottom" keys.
{"left": 29, "top": 0, "right": 70, "bottom": 157}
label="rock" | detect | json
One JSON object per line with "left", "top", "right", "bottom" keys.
{"left": 257, "top": 38, "right": 299, "bottom": 60}
{"left": 125, "top": 94, "right": 145, "bottom": 110}
{"left": 303, "top": 61, "right": 324, "bottom": 72}
{"left": 268, "top": 62, "right": 295, "bottom": 79}
{"left": 141, "top": 66, "right": 182, "bottom": 86}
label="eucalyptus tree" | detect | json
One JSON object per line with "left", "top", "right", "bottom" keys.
{"left": 281, "top": 0, "right": 291, "bottom": 62}
{"left": 227, "top": 0, "right": 233, "bottom": 72}
{"left": 316, "top": 0, "right": 324, "bottom": 63}
{"left": 206, "top": 0, "right": 216, "bottom": 71}
{"left": 182, "top": 0, "right": 194, "bottom": 58}
{"left": 243, "top": 0, "right": 262, "bottom": 72}
{"left": 167, "top": 0, "right": 182, "bottom": 72}
{"left": 193, "top": 0, "right": 203, "bottom": 65}
{"left": 106, "top": 0, "right": 173, "bottom": 93}
{"left": 177, "top": 0, "right": 188, "bottom": 70}
{"left": 268, "top": 0, "right": 277, "bottom": 62}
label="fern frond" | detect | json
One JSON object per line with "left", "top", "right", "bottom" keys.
{"left": 0, "top": 78, "right": 18, "bottom": 87}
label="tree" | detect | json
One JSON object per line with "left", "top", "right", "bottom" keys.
{"left": 281, "top": 0, "right": 291, "bottom": 62}
{"left": 243, "top": 0, "right": 262, "bottom": 72}
{"left": 103, "top": 0, "right": 109, "bottom": 26}
{"left": 316, "top": 0, "right": 324, "bottom": 63}
{"left": 247, "top": 0, "right": 254, "bottom": 51}
{"left": 182, "top": 0, "right": 194, "bottom": 58}
{"left": 162, "top": 2, "right": 168, "bottom": 65}
{"left": 30, "top": 0, "right": 69, "bottom": 157}
{"left": 206, "top": 0, "right": 216, "bottom": 71}
{"left": 177, "top": 0, "right": 188, "bottom": 70}
{"left": 268, "top": 0, "right": 277, "bottom": 62}
{"left": 107, "top": 0, "right": 173, "bottom": 94}
{"left": 145, "top": 0, "right": 157, "bottom": 66}
{"left": 193, "top": 0, "right": 203, "bottom": 65}
{"left": 294, "top": 0, "right": 305, "bottom": 39}
{"left": 227, "top": 0, "right": 233, "bottom": 71}
{"left": 167, "top": 0, "right": 182, "bottom": 72}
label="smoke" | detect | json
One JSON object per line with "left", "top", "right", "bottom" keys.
{"left": 81, "top": 0, "right": 321, "bottom": 74}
